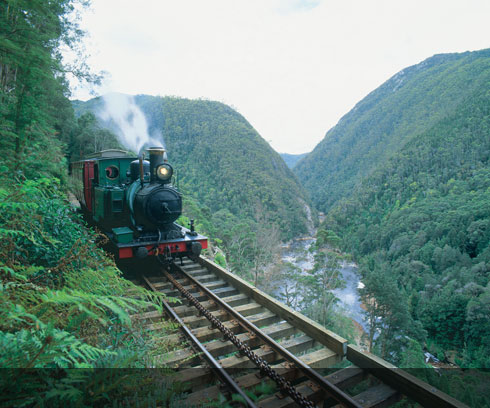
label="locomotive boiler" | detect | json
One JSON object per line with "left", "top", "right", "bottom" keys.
{"left": 70, "top": 147, "right": 207, "bottom": 263}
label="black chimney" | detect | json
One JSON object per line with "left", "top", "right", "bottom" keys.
{"left": 147, "top": 147, "right": 165, "bottom": 183}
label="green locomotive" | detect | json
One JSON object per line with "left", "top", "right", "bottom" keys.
{"left": 70, "top": 147, "right": 207, "bottom": 263}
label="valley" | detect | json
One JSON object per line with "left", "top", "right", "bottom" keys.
{"left": 1, "top": 1, "right": 488, "bottom": 403}
{"left": 72, "top": 54, "right": 490, "bottom": 376}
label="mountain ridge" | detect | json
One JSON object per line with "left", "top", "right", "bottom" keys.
{"left": 280, "top": 152, "right": 309, "bottom": 169}
{"left": 305, "top": 49, "right": 490, "bottom": 369}
{"left": 296, "top": 48, "right": 490, "bottom": 212}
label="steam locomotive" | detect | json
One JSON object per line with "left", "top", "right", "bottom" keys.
{"left": 70, "top": 147, "right": 207, "bottom": 264}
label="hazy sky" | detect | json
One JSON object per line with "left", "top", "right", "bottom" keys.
{"left": 70, "top": 0, "right": 490, "bottom": 154}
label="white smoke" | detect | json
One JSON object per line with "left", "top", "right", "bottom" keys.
{"left": 100, "top": 93, "right": 163, "bottom": 153}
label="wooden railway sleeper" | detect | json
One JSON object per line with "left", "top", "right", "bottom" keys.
{"left": 173, "top": 262, "right": 364, "bottom": 408}
{"left": 163, "top": 268, "right": 320, "bottom": 408}
{"left": 141, "top": 273, "right": 257, "bottom": 408}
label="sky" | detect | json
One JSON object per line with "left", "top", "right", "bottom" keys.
{"left": 70, "top": 0, "right": 490, "bottom": 154}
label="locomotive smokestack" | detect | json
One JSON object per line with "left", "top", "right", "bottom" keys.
{"left": 139, "top": 153, "right": 144, "bottom": 186}
{"left": 147, "top": 146, "right": 165, "bottom": 183}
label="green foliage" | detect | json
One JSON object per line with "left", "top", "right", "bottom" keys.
{"left": 0, "top": 0, "right": 99, "bottom": 180}
{"left": 3, "top": 365, "right": 189, "bottom": 408}
{"left": 321, "top": 74, "right": 490, "bottom": 368}
{"left": 0, "top": 177, "right": 164, "bottom": 329}
{"left": 359, "top": 259, "right": 426, "bottom": 363}
{"left": 68, "top": 112, "right": 123, "bottom": 161}
{"left": 300, "top": 251, "right": 343, "bottom": 324}
{"left": 0, "top": 324, "right": 115, "bottom": 369}
{"left": 297, "top": 49, "right": 490, "bottom": 213}
{"left": 0, "top": 176, "right": 179, "bottom": 406}
{"left": 315, "top": 228, "right": 342, "bottom": 249}
{"left": 214, "top": 252, "right": 227, "bottom": 268}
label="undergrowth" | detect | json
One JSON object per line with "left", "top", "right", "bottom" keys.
{"left": 0, "top": 174, "right": 186, "bottom": 407}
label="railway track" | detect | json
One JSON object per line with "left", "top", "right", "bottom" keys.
{"left": 130, "top": 256, "right": 467, "bottom": 408}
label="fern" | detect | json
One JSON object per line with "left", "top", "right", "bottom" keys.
{"left": 38, "top": 288, "right": 163, "bottom": 327}
{"left": 0, "top": 177, "right": 184, "bottom": 406}
{"left": 0, "top": 325, "right": 115, "bottom": 369}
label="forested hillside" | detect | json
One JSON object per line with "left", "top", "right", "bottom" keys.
{"left": 74, "top": 95, "right": 311, "bottom": 277}
{"left": 0, "top": 2, "right": 183, "bottom": 405}
{"left": 323, "top": 73, "right": 490, "bottom": 368}
{"left": 296, "top": 49, "right": 490, "bottom": 212}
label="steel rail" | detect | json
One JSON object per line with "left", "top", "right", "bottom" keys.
{"left": 173, "top": 262, "right": 364, "bottom": 408}
{"left": 163, "top": 268, "right": 316, "bottom": 407}
{"left": 140, "top": 274, "right": 258, "bottom": 408}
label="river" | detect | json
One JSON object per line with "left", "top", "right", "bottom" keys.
{"left": 261, "top": 235, "right": 368, "bottom": 332}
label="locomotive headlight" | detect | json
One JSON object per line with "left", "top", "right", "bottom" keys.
{"left": 156, "top": 164, "right": 173, "bottom": 181}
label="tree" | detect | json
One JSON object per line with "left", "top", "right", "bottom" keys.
{"left": 251, "top": 202, "right": 281, "bottom": 286}
{"left": 399, "top": 338, "right": 428, "bottom": 369}
{"left": 360, "top": 258, "right": 424, "bottom": 363}
{"left": 300, "top": 251, "right": 344, "bottom": 327}
{"left": 463, "top": 283, "right": 490, "bottom": 368}
{"left": 226, "top": 222, "right": 254, "bottom": 275}
{"left": 69, "top": 112, "right": 121, "bottom": 160}
{"left": 278, "top": 262, "right": 302, "bottom": 309}
{"left": 0, "top": 0, "right": 99, "bottom": 176}
{"left": 251, "top": 217, "right": 280, "bottom": 286}
{"left": 316, "top": 228, "right": 342, "bottom": 249}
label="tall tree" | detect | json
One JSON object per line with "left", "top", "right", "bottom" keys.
{"left": 69, "top": 112, "right": 121, "bottom": 161}
{"left": 300, "top": 251, "right": 344, "bottom": 327}
{"left": 360, "top": 258, "right": 425, "bottom": 362}
{"left": 0, "top": 0, "right": 98, "bottom": 177}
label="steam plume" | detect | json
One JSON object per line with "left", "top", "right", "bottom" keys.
{"left": 100, "top": 93, "right": 163, "bottom": 153}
